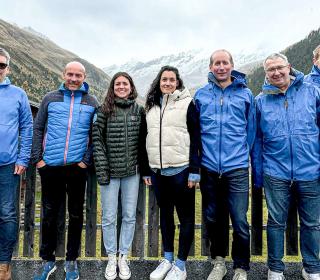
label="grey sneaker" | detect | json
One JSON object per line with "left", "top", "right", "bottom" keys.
{"left": 233, "top": 268, "right": 247, "bottom": 280}
{"left": 150, "top": 259, "right": 173, "bottom": 280}
{"left": 105, "top": 254, "right": 117, "bottom": 280}
{"left": 118, "top": 254, "right": 131, "bottom": 280}
{"left": 207, "top": 257, "right": 227, "bottom": 280}
{"left": 164, "top": 264, "right": 187, "bottom": 280}
{"left": 267, "top": 269, "right": 285, "bottom": 280}
{"left": 302, "top": 268, "right": 320, "bottom": 280}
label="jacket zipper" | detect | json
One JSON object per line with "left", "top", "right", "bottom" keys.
{"left": 64, "top": 92, "right": 75, "bottom": 165}
{"left": 159, "top": 96, "right": 170, "bottom": 169}
{"left": 124, "top": 110, "right": 129, "bottom": 170}
{"left": 219, "top": 91, "right": 223, "bottom": 178}
{"left": 284, "top": 96, "right": 294, "bottom": 183}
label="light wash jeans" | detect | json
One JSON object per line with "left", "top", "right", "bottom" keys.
{"left": 100, "top": 174, "right": 140, "bottom": 255}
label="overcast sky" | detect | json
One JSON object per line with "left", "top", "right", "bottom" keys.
{"left": 1, "top": 0, "right": 319, "bottom": 68}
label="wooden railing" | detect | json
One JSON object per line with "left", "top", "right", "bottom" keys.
{"left": 13, "top": 165, "right": 299, "bottom": 259}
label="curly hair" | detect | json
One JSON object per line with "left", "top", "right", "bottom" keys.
{"left": 101, "top": 72, "right": 138, "bottom": 117}
{"left": 145, "top": 65, "right": 184, "bottom": 112}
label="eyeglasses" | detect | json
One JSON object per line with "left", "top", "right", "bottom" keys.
{"left": 0, "top": 63, "right": 8, "bottom": 70}
{"left": 265, "top": 65, "right": 289, "bottom": 74}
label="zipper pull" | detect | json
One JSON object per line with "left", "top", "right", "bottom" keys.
{"left": 220, "top": 96, "right": 223, "bottom": 106}
{"left": 284, "top": 99, "right": 288, "bottom": 109}
{"left": 219, "top": 172, "right": 222, "bottom": 179}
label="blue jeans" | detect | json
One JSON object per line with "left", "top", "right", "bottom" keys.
{"left": 100, "top": 174, "right": 140, "bottom": 255}
{"left": 264, "top": 175, "right": 320, "bottom": 274}
{"left": 201, "top": 167, "right": 250, "bottom": 270}
{"left": 0, "top": 163, "right": 19, "bottom": 263}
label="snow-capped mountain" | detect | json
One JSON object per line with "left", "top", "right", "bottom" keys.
{"left": 103, "top": 48, "right": 268, "bottom": 96}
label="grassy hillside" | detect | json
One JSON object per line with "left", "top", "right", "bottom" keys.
{"left": 0, "top": 19, "right": 110, "bottom": 104}
{"left": 247, "top": 28, "right": 320, "bottom": 95}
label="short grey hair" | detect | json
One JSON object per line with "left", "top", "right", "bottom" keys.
{"left": 263, "top": 53, "right": 288, "bottom": 69}
{"left": 0, "top": 48, "right": 10, "bottom": 65}
{"left": 210, "top": 49, "right": 234, "bottom": 67}
{"left": 313, "top": 45, "right": 320, "bottom": 60}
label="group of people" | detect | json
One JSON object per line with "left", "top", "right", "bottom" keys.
{"left": 0, "top": 44, "right": 319, "bottom": 280}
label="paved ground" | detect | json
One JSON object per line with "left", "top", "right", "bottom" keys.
{"left": 12, "top": 260, "right": 304, "bottom": 279}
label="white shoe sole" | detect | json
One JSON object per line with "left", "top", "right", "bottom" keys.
{"left": 46, "top": 265, "right": 57, "bottom": 280}
{"left": 119, "top": 271, "right": 132, "bottom": 280}
{"left": 105, "top": 272, "right": 117, "bottom": 280}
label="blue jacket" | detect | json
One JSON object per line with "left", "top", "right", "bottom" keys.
{"left": 305, "top": 65, "right": 320, "bottom": 87}
{"left": 31, "top": 82, "right": 98, "bottom": 166}
{"left": 0, "top": 77, "right": 33, "bottom": 167}
{"left": 252, "top": 69, "right": 320, "bottom": 187}
{"left": 194, "top": 71, "right": 255, "bottom": 174}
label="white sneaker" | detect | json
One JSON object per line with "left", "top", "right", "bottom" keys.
{"left": 105, "top": 254, "right": 117, "bottom": 280}
{"left": 118, "top": 254, "right": 131, "bottom": 280}
{"left": 164, "top": 264, "right": 187, "bottom": 280}
{"left": 267, "top": 269, "right": 285, "bottom": 280}
{"left": 302, "top": 268, "right": 320, "bottom": 280}
{"left": 233, "top": 268, "right": 247, "bottom": 280}
{"left": 150, "top": 259, "right": 173, "bottom": 280}
{"left": 207, "top": 257, "right": 227, "bottom": 280}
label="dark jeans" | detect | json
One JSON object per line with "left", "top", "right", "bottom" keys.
{"left": 201, "top": 167, "right": 250, "bottom": 271}
{"left": 0, "top": 164, "right": 19, "bottom": 263}
{"left": 38, "top": 164, "right": 87, "bottom": 261}
{"left": 264, "top": 175, "right": 320, "bottom": 274}
{"left": 151, "top": 168, "right": 195, "bottom": 261}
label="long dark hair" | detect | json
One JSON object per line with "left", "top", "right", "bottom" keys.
{"left": 145, "top": 65, "right": 184, "bottom": 112}
{"left": 101, "top": 72, "right": 138, "bottom": 117}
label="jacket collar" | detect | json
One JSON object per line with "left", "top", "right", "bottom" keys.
{"left": 208, "top": 70, "right": 247, "bottom": 89}
{"left": 309, "top": 65, "right": 320, "bottom": 77}
{"left": 0, "top": 77, "right": 11, "bottom": 87}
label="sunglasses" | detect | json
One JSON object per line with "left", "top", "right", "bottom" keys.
{"left": 0, "top": 63, "right": 8, "bottom": 70}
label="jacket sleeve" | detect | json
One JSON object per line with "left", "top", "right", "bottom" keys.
{"left": 31, "top": 94, "right": 49, "bottom": 164}
{"left": 138, "top": 107, "right": 151, "bottom": 177}
{"left": 246, "top": 90, "right": 256, "bottom": 151}
{"left": 92, "top": 108, "right": 110, "bottom": 185}
{"left": 81, "top": 96, "right": 99, "bottom": 166}
{"left": 16, "top": 91, "right": 33, "bottom": 167}
{"left": 187, "top": 101, "right": 201, "bottom": 175}
{"left": 251, "top": 98, "right": 263, "bottom": 188}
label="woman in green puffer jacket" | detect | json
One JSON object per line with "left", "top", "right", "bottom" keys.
{"left": 92, "top": 72, "right": 148, "bottom": 280}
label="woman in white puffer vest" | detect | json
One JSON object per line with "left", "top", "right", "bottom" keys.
{"left": 141, "top": 65, "right": 201, "bottom": 280}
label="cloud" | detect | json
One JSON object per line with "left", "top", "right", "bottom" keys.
{"left": 1, "top": 0, "right": 319, "bottom": 67}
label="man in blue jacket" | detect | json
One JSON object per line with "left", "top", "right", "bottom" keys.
{"left": 252, "top": 53, "right": 320, "bottom": 280}
{"left": 32, "top": 61, "right": 98, "bottom": 280}
{"left": 194, "top": 49, "right": 255, "bottom": 280}
{"left": 0, "top": 48, "right": 33, "bottom": 280}
{"left": 305, "top": 45, "right": 320, "bottom": 87}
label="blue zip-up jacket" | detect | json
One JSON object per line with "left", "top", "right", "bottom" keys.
{"left": 31, "top": 82, "right": 98, "bottom": 166}
{"left": 0, "top": 77, "right": 33, "bottom": 167}
{"left": 305, "top": 65, "right": 320, "bottom": 88}
{"left": 251, "top": 69, "right": 320, "bottom": 187}
{"left": 194, "top": 70, "right": 255, "bottom": 174}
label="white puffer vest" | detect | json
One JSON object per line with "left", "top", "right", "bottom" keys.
{"left": 146, "top": 88, "right": 193, "bottom": 169}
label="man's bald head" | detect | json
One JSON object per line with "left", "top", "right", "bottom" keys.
{"left": 62, "top": 61, "right": 86, "bottom": 91}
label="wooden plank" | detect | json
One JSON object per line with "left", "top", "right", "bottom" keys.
{"left": 251, "top": 187, "right": 263, "bottom": 255}
{"left": 132, "top": 180, "right": 146, "bottom": 258}
{"left": 23, "top": 165, "right": 36, "bottom": 257}
{"left": 85, "top": 167, "right": 97, "bottom": 257}
{"left": 13, "top": 175, "right": 22, "bottom": 257}
{"left": 147, "top": 185, "right": 160, "bottom": 257}
{"left": 286, "top": 196, "right": 298, "bottom": 255}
